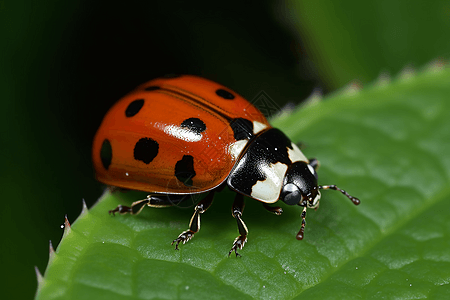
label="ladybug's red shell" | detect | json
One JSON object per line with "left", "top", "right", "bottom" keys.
{"left": 92, "top": 75, "right": 270, "bottom": 194}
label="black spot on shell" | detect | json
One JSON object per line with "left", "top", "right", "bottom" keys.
{"left": 163, "top": 74, "right": 182, "bottom": 78}
{"left": 100, "top": 139, "right": 112, "bottom": 170}
{"left": 216, "top": 89, "right": 235, "bottom": 100}
{"left": 181, "top": 118, "right": 206, "bottom": 134}
{"left": 175, "top": 155, "right": 196, "bottom": 186}
{"left": 134, "top": 138, "right": 159, "bottom": 164}
{"left": 125, "top": 99, "right": 144, "bottom": 117}
{"left": 230, "top": 118, "right": 253, "bottom": 140}
{"left": 144, "top": 86, "right": 160, "bottom": 91}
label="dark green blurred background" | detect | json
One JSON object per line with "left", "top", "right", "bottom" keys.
{"left": 1, "top": 1, "right": 449, "bottom": 298}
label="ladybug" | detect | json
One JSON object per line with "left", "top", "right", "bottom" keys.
{"left": 92, "top": 75, "right": 360, "bottom": 257}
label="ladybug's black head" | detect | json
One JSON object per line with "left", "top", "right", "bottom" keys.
{"left": 279, "top": 161, "right": 321, "bottom": 208}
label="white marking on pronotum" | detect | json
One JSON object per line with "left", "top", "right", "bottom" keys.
{"left": 287, "top": 143, "right": 308, "bottom": 163}
{"left": 229, "top": 140, "right": 248, "bottom": 160}
{"left": 251, "top": 162, "right": 288, "bottom": 203}
{"left": 253, "top": 121, "right": 268, "bottom": 135}
{"left": 307, "top": 164, "right": 315, "bottom": 175}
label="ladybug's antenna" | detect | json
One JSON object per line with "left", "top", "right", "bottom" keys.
{"left": 319, "top": 185, "right": 360, "bottom": 205}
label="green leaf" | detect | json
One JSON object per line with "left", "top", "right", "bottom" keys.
{"left": 36, "top": 66, "right": 450, "bottom": 299}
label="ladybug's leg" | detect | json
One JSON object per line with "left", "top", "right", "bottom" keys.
{"left": 229, "top": 193, "right": 248, "bottom": 257}
{"left": 109, "top": 194, "right": 189, "bottom": 215}
{"left": 108, "top": 198, "right": 149, "bottom": 215}
{"left": 171, "top": 191, "right": 215, "bottom": 250}
{"left": 296, "top": 142, "right": 306, "bottom": 150}
{"left": 262, "top": 203, "right": 283, "bottom": 215}
{"left": 308, "top": 158, "right": 319, "bottom": 170}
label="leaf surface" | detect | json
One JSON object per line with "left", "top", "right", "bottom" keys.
{"left": 37, "top": 66, "right": 450, "bottom": 299}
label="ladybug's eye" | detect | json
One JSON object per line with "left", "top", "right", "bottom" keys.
{"left": 280, "top": 183, "right": 301, "bottom": 205}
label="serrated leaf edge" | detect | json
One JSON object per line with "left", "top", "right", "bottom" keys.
{"left": 36, "top": 199, "right": 91, "bottom": 295}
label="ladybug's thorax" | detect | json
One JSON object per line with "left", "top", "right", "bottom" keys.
{"left": 227, "top": 128, "right": 319, "bottom": 204}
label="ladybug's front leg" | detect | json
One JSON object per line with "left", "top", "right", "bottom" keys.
{"left": 229, "top": 193, "right": 248, "bottom": 257}
{"left": 172, "top": 191, "right": 215, "bottom": 250}
{"left": 262, "top": 203, "right": 283, "bottom": 215}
